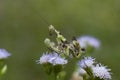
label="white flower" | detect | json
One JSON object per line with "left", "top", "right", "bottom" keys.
{"left": 37, "top": 52, "right": 52, "bottom": 64}
{"left": 37, "top": 52, "right": 67, "bottom": 65}
{"left": 78, "top": 57, "right": 95, "bottom": 68}
{"left": 77, "top": 36, "right": 100, "bottom": 49}
{"left": 78, "top": 68, "right": 87, "bottom": 76}
{"left": 0, "top": 49, "right": 11, "bottom": 59}
{"left": 48, "top": 53, "right": 68, "bottom": 65}
{"left": 92, "top": 64, "right": 111, "bottom": 80}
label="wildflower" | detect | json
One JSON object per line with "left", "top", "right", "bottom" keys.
{"left": 92, "top": 64, "right": 111, "bottom": 80}
{"left": 0, "top": 49, "right": 11, "bottom": 59}
{"left": 37, "top": 52, "right": 52, "bottom": 64}
{"left": 78, "top": 57, "right": 95, "bottom": 68}
{"left": 77, "top": 36, "right": 100, "bottom": 49}
{"left": 48, "top": 53, "right": 68, "bottom": 65}
{"left": 37, "top": 52, "right": 67, "bottom": 65}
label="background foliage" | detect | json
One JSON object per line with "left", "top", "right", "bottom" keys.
{"left": 0, "top": 0, "right": 120, "bottom": 80}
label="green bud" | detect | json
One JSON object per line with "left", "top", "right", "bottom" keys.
{"left": 0, "top": 65, "right": 7, "bottom": 76}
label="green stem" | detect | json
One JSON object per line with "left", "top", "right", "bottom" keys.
{"left": 54, "top": 74, "right": 57, "bottom": 80}
{"left": 47, "top": 74, "right": 52, "bottom": 80}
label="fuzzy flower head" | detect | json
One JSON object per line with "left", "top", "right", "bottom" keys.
{"left": 78, "top": 57, "right": 95, "bottom": 68}
{"left": 0, "top": 49, "right": 11, "bottom": 59}
{"left": 37, "top": 52, "right": 67, "bottom": 65}
{"left": 77, "top": 36, "right": 100, "bottom": 49}
{"left": 37, "top": 53, "right": 52, "bottom": 64}
{"left": 48, "top": 53, "right": 68, "bottom": 65}
{"left": 92, "top": 64, "right": 112, "bottom": 80}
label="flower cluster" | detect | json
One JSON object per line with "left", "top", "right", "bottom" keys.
{"left": 77, "top": 36, "right": 100, "bottom": 50}
{"left": 37, "top": 52, "right": 68, "bottom": 76}
{"left": 0, "top": 49, "right": 11, "bottom": 59}
{"left": 92, "top": 64, "right": 111, "bottom": 80}
{"left": 78, "top": 57, "right": 95, "bottom": 68}
{"left": 78, "top": 57, "right": 112, "bottom": 80}
{"left": 37, "top": 52, "right": 68, "bottom": 65}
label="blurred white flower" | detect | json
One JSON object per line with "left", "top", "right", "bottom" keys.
{"left": 78, "top": 57, "right": 95, "bottom": 68}
{"left": 92, "top": 64, "right": 111, "bottom": 80}
{"left": 37, "top": 52, "right": 51, "bottom": 64}
{"left": 77, "top": 36, "right": 100, "bottom": 49}
{"left": 0, "top": 49, "right": 11, "bottom": 59}
{"left": 48, "top": 53, "right": 68, "bottom": 65}
{"left": 37, "top": 52, "right": 67, "bottom": 65}
{"left": 78, "top": 68, "right": 87, "bottom": 76}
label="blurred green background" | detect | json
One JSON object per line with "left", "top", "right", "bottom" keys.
{"left": 0, "top": 0, "right": 120, "bottom": 80}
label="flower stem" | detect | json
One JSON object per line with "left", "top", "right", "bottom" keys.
{"left": 54, "top": 74, "right": 57, "bottom": 80}
{"left": 47, "top": 74, "right": 52, "bottom": 80}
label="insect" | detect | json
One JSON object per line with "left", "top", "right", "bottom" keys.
{"left": 46, "top": 25, "right": 85, "bottom": 58}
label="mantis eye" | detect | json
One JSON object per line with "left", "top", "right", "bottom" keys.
{"left": 81, "top": 48, "right": 85, "bottom": 52}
